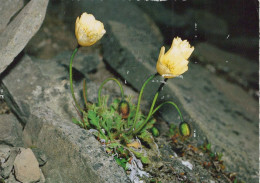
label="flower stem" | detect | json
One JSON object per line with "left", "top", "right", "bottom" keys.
{"left": 69, "top": 45, "right": 84, "bottom": 113}
{"left": 130, "top": 73, "right": 158, "bottom": 133}
{"left": 133, "top": 78, "right": 167, "bottom": 134}
{"left": 98, "top": 78, "right": 124, "bottom": 106}
{"left": 83, "top": 79, "right": 88, "bottom": 109}
{"left": 151, "top": 101, "right": 184, "bottom": 122}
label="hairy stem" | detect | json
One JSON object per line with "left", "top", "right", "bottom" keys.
{"left": 98, "top": 78, "right": 124, "bottom": 106}
{"left": 151, "top": 101, "right": 184, "bottom": 122}
{"left": 134, "top": 78, "right": 167, "bottom": 134}
{"left": 129, "top": 73, "right": 158, "bottom": 133}
{"left": 69, "top": 45, "right": 84, "bottom": 113}
{"left": 83, "top": 79, "right": 88, "bottom": 109}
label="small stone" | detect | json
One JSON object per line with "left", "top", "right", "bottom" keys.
{"left": 14, "top": 148, "right": 41, "bottom": 183}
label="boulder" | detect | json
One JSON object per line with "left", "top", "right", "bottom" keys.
{"left": 23, "top": 106, "right": 130, "bottom": 183}
{"left": 0, "top": 0, "right": 49, "bottom": 74}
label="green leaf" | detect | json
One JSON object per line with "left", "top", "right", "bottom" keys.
{"left": 114, "top": 157, "right": 127, "bottom": 169}
{"left": 88, "top": 110, "right": 101, "bottom": 129}
{"left": 72, "top": 118, "right": 84, "bottom": 128}
{"left": 206, "top": 143, "right": 211, "bottom": 151}
{"left": 141, "top": 156, "right": 151, "bottom": 164}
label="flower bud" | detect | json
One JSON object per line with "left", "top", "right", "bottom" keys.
{"left": 179, "top": 122, "right": 191, "bottom": 137}
{"left": 75, "top": 12, "right": 106, "bottom": 46}
{"left": 118, "top": 100, "right": 130, "bottom": 119}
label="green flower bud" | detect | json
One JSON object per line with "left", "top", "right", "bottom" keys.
{"left": 179, "top": 122, "right": 191, "bottom": 137}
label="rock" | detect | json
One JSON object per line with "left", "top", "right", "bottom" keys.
{"left": 1, "top": 50, "right": 101, "bottom": 126}
{"left": 61, "top": 0, "right": 163, "bottom": 43}
{"left": 193, "top": 9, "right": 228, "bottom": 37}
{"left": 102, "top": 20, "right": 258, "bottom": 182}
{"left": 134, "top": 2, "right": 228, "bottom": 40}
{"left": 23, "top": 106, "right": 130, "bottom": 183}
{"left": 0, "top": 0, "right": 49, "bottom": 74}
{"left": 1, "top": 53, "right": 130, "bottom": 182}
{"left": 0, "top": 147, "right": 19, "bottom": 179}
{"left": 193, "top": 43, "right": 258, "bottom": 90}
{"left": 0, "top": 114, "right": 23, "bottom": 147}
{"left": 0, "top": 145, "right": 11, "bottom": 165}
{"left": 0, "top": 0, "right": 24, "bottom": 33}
{"left": 31, "top": 148, "right": 47, "bottom": 167}
{"left": 14, "top": 148, "right": 41, "bottom": 183}
{"left": 1, "top": 55, "right": 77, "bottom": 126}
{"left": 55, "top": 51, "right": 101, "bottom": 74}
{"left": 4, "top": 173, "right": 20, "bottom": 183}
{"left": 39, "top": 169, "right": 45, "bottom": 183}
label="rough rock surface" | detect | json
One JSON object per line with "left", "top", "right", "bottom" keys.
{"left": 134, "top": 2, "right": 228, "bottom": 40}
{"left": 194, "top": 43, "right": 258, "bottom": 91}
{"left": 0, "top": 113, "right": 23, "bottom": 147}
{"left": 102, "top": 20, "right": 258, "bottom": 182}
{"left": 2, "top": 54, "right": 130, "bottom": 183}
{"left": 23, "top": 106, "right": 130, "bottom": 183}
{"left": 14, "top": 148, "right": 41, "bottom": 183}
{"left": 0, "top": 0, "right": 24, "bottom": 33}
{"left": 0, "top": 0, "right": 49, "bottom": 74}
{"left": 31, "top": 148, "right": 48, "bottom": 167}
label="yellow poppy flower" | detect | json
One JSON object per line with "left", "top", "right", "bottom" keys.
{"left": 156, "top": 37, "right": 194, "bottom": 78}
{"left": 75, "top": 12, "right": 106, "bottom": 46}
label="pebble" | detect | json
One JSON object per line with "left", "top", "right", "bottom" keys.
{"left": 14, "top": 148, "right": 41, "bottom": 183}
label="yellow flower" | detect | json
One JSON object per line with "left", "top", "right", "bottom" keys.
{"left": 156, "top": 37, "right": 194, "bottom": 78}
{"left": 75, "top": 12, "right": 106, "bottom": 46}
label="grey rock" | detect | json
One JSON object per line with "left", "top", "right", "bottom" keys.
{"left": 0, "top": 114, "right": 23, "bottom": 147}
{"left": 1, "top": 50, "right": 102, "bottom": 126}
{"left": 55, "top": 51, "right": 101, "bottom": 74}
{"left": 102, "top": 20, "right": 258, "bottom": 182}
{"left": 1, "top": 55, "right": 78, "bottom": 126}
{"left": 0, "top": 0, "right": 24, "bottom": 33}
{"left": 2, "top": 53, "right": 130, "bottom": 182}
{"left": 0, "top": 145, "right": 11, "bottom": 165}
{"left": 61, "top": 0, "right": 163, "bottom": 43}
{"left": 135, "top": 2, "right": 228, "bottom": 38}
{"left": 23, "top": 106, "right": 130, "bottom": 183}
{"left": 194, "top": 43, "right": 258, "bottom": 90}
{"left": 0, "top": 147, "right": 19, "bottom": 179}
{"left": 0, "top": 0, "right": 49, "bottom": 74}
{"left": 31, "top": 148, "right": 48, "bottom": 167}
{"left": 5, "top": 172, "right": 20, "bottom": 183}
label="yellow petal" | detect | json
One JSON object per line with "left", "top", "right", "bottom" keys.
{"left": 156, "top": 37, "right": 194, "bottom": 78}
{"left": 75, "top": 12, "right": 106, "bottom": 47}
